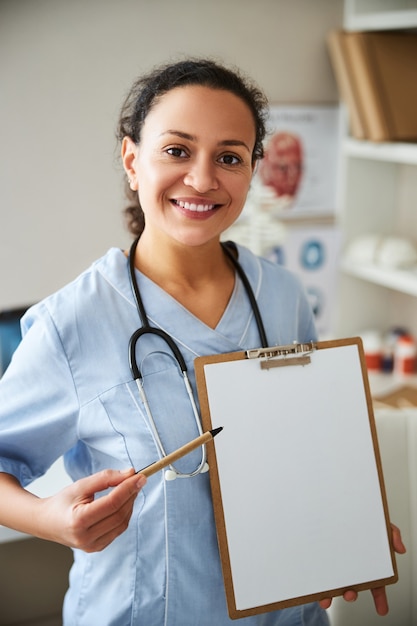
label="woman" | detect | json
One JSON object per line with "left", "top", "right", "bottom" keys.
{"left": 0, "top": 59, "right": 404, "bottom": 625}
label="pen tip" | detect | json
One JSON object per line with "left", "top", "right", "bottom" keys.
{"left": 210, "top": 426, "right": 223, "bottom": 437}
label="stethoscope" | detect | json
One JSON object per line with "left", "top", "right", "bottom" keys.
{"left": 128, "top": 236, "right": 268, "bottom": 480}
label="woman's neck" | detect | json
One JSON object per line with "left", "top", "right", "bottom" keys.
{"left": 132, "top": 232, "right": 236, "bottom": 328}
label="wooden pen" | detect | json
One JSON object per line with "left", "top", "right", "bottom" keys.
{"left": 137, "top": 426, "right": 223, "bottom": 478}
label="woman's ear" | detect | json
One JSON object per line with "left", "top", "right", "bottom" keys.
{"left": 121, "top": 136, "right": 139, "bottom": 191}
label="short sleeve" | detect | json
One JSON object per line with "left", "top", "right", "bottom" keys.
{"left": 0, "top": 302, "right": 80, "bottom": 486}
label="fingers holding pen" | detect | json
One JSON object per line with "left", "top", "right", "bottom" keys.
{"left": 73, "top": 469, "right": 146, "bottom": 552}
{"left": 72, "top": 468, "right": 144, "bottom": 521}
{"left": 44, "top": 468, "right": 146, "bottom": 552}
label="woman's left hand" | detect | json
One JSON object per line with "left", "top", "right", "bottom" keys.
{"left": 319, "top": 524, "right": 406, "bottom": 615}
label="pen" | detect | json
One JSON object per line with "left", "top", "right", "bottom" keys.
{"left": 136, "top": 427, "right": 223, "bottom": 478}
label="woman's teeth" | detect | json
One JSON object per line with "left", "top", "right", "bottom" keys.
{"left": 176, "top": 200, "right": 215, "bottom": 212}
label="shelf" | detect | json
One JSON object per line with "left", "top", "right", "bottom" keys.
{"left": 341, "top": 260, "right": 417, "bottom": 296}
{"left": 344, "top": 138, "right": 417, "bottom": 165}
{"left": 345, "top": 10, "right": 417, "bottom": 31}
{"left": 344, "top": 0, "right": 417, "bottom": 31}
{"left": 368, "top": 371, "right": 417, "bottom": 398}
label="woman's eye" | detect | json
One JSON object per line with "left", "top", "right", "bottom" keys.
{"left": 166, "top": 147, "right": 187, "bottom": 158}
{"left": 219, "top": 154, "right": 242, "bottom": 165}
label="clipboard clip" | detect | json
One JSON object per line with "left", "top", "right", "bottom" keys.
{"left": 246, "top": 341, "right": 316, "bottom": 370}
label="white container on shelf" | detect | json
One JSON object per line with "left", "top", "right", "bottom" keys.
{"left": 394, "top": 334, "right": 417, "bottom": 376}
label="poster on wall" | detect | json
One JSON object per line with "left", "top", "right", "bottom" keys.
{"left": 265, "top": 224, "right": 342, "bottom": 338}
{"left": 246, "top": 105, "right": 340, "bottom": 219}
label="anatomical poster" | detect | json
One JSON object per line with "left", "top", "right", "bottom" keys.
{"left": 247, "top": 105, "right": 340, "bottom": 218}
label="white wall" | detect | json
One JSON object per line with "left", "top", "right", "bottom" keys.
{"left": 0, "top": 0, "right": 343, "bottom": 309}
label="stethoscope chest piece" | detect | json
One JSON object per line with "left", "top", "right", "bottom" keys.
{"left": 164, "top": 462, "right": 209, "bottom": 481}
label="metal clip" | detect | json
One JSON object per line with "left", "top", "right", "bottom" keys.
{"left": 246, "top": 341, "right": 315, "bottom": 370}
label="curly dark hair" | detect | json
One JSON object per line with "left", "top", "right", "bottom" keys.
{"left": 116, "top": 58, "right": 269, "bottom": 237}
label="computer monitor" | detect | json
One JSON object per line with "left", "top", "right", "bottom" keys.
{"left": 0, "top": 306, "right": 29, "bottom": 377}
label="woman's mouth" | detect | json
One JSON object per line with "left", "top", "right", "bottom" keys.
{"left": 173, "top": 199, "right": 218, "bottom": 213}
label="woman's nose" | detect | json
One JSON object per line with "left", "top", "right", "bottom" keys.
{"left": 183, "top": 157, "right": 219, "bottom": 192}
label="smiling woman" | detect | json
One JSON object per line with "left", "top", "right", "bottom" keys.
{"left": 0, "top": 57, "right": 403, "bottom": 626}
{"left": 122, "top": 86, "right": 255, "bottom": 255}
{"left": 117, "top": 58, "right": 267, "bottom": 239}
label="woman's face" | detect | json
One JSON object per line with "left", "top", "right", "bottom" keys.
{"left": 122, "top": 85, "right": 256, "bottom": 249}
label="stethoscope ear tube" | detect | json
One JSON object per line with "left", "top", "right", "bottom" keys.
{"left": 128, "top": 237, "right": 149, "bottom": 329}
{"left": 221, "top": 241, "right": 268, "bottom": 348}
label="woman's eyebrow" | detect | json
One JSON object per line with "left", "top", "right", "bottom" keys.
{"left": 160, "top": 130, "right": 251, "bottom": 153}
{"left": 220, "top": 139, "right": 251, "bottom": 153}
{"left": 161, "top": 130, "right": 194, "bottom": 141}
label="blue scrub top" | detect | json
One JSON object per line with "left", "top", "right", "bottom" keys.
{"left": 0, "top": 245, "right": 329, "bottom": 626}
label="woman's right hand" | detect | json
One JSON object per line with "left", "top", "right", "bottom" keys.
{"left": 0, "top": 468, "right": 145, "bottom": 552}
{"left": 41, "top": 468, "right": 146, "bottom": 552}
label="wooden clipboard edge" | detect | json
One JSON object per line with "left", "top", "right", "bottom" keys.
{"left": 194, "top": 337, "right": 398, "bottom": 620}
{"left": 195, "top": 349, "right": 244, "bottom": 616}
{"left": 225, "top": 574, "right": 397, "bottom": 620}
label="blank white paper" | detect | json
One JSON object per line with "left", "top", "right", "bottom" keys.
{"left": 203, "top": 344, "right": 394, "bottom": 610}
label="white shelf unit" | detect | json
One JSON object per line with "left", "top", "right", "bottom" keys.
{"left": 334, "top": 3, "right": 417, "bottom": 340}
{"left": 333, "top": 12, "right": 417, "bottom": 623}
{"left": 323, "top": 6, "right": 417, "bottom": 626}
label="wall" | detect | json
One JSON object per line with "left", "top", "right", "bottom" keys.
{"left": 0, "top": 0, "right": 342, "bottom": 308}
{"left": 0, "top": 1, "right": 343, "bottom": 624}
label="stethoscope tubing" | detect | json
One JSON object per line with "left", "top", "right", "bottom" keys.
{"left": 127, "top": 236, "right": 268, "bottom": 479}
{"left": 129, "top": 326, "right": 187, "bottom": 380}
{"left": 221, "top": 241, "right": 268, "bottom": 349}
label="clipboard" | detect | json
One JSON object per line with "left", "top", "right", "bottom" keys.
{"left": 194, "top": 337, "right": 398, "bottom": 620}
